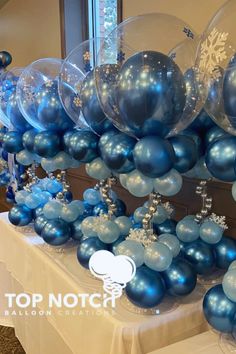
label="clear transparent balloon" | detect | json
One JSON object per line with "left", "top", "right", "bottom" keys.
{"left": 95, "top": 13, "right": 207, "bottom": 138}
{"left": 196, "top": 0, "right": 236, "bottom": 135}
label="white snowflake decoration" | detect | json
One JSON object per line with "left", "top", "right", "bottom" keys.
{"left": 199, "top": 27, "right": 228, "bottom": 79}
{"left": 127, "top": 229, "right": 157, "bottom": 247}
{"left": 209, "top": 213, "right": 228, "bottom": 230}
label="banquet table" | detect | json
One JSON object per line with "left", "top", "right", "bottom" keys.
{"left": 0, "top": 212, "right": 211, "bottom": 354}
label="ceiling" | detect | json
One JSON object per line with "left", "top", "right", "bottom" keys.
{"left": 0, "top": 0, "right": 9, "bottom": 10}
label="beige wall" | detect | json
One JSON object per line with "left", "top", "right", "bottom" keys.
{"left": 0, "top": 0, "right": 61, "bottom": 68}
{"left": 123, "top": 0, "right": 227, "bottom": 34}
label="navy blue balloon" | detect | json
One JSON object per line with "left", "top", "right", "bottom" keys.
{"left": 203, "top": 284, "right": 236, "bottom": 333}
{"left": 162, "top": 258, "right": 197, "bottom": 296}
{"left": 34, "top": 215, "right": 48, "bottom": 236}
{"left": 1, "top": 149, "right": 8, "bottom": 161}
{"left": 8, "top": 205, "right": 33, "bottom": 226}
{"left": 69, "top": 130, "right": 98, "bottom": 163}
{"left": 115, "top": 199, "right": 127, "bottom": 217}
{"left": 77, "top": 237, "right": 109, "bottom": 269}
{"left": 180, "top": 129, "right": 203, "bottom": 157}
{"left": 36, "top": 80, "right": 74, "bottom": 132}
{"left": 133, "top": 136, "right": 175, "bottom": 178}
{"left": 41, "top": 219, "right": 71, "bottom": 246}
{"left": 189, "top": 109, "right": 215, "bottom": 134}
{"left": 100, "top": 132, "right": 136, "bottom": 173}
{"left": 182, "top": 240, "right": 215, "bottom": 275}
{"left": 116, "top": 51, "right": 186, "bottom": 137}
{"left": 204, "top": 126, "right": 230, "bottom": 147}
{"left": 205, "top": 137, "right": 236, "bottom": 181}
{"left": 7, "top": 92, "right": 32, "bottom": 132}
{"left": 64, "top": 191, "right": 73, "bottom": 203}
{"left": 125, "top": 266, "right": 166, "bottom": 308}
{"left": 169, "top": 135, "right": 198, "bottom": 173}
{"left": 154, "top": 219, "right": 177, "bottom": 235}
{"left": 34, "top": 131, "right": 61, "bottom": 158}
{"left": 214, "top": 236, "right": 236, "bottom": 269}
{"left": 3, "top": 131, "right": 23, "bottom": 153}
{"left": 70, "top": 216, "right": 84, "bottom": 241}
{"left": 22, "top": 129, "right": 37, "bottom": 152}
{"left": 83, "top": 201, "right": 94, "bottom": 217}
{"left": 0, "top": 51, "right": 12, "bottom": 68}
{"left": 223, "top": 54, "right": 236, "bottom": 121}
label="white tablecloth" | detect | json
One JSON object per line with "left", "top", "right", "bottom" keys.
{"left": 0, "top": 212, "right": 210, "bottom": 354}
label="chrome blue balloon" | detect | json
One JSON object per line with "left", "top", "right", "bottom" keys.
{"left": 205, "top": 137, "right": 236, "bottom": 182}
{"left": 199, "top": 220, "right": 223, "bottom": 244}
{"left": 77, "top": 237, "right": 109, "bottom": 269}
{"left": 125, "top": 266, "right": 166, "bottom": 308}
{"left": 0, "top": 51, "right": 12, "bottom": 68}
{"left": 83, "top": 201, "right": 94, "bottom": 217}
{"left": 70, "top": 216, "right": 84, "bottom": 241}
{"left": 133, "top": 136, "right": 175, "bottom": 178}
{"left": 116, "top": 51, "right": 186, "bottom": 137}
{"left": 162, "top": 258, "right": 197, "bottom": 296}
{"left": 62, "top": 129, "right": 76, "bottom": 153}
{"left": 3, "top": 131, "right": 23, "bottom": 153}
{"left": 204, "top": 126, "right": 230, "bottom": 147}
{"left": 176, "top": 216, "right": 200, "bottom": 243}
{"left": 34, "top": 206, "right": 44, "bottom": 218}
{"left": 7, "top": 92, "right": 32, "bottom": 132}
{"left": 115, "top": 199, "right": 127, "bottom": 217}
{"left": 203, "top": 284, "right": 236, "bottom": 333}
{"left": 182, "top": 240, "right": 215, "bottom": 275}
{"left": 180, "top": 129, "right": 203, "bottom": 157}
{"left": 189, "top": 109, "right": 215, "bottom": 133}
{"left": 69, "top": 130, "right": 98, "bottom": 162}
{"left": 34, "top": 131, "right": 61, "bottom": 158}
{"left": 214, "top": 237, "right": 236, "bottom": 269}
{"left": 41, "top": 219, "right": 71, "bottom": 246}
{"left": 154, "top": 219, "right": 177, "bottom": 235}
{"left": 8, "top": 205, "right": 33, "bottom": 226}
{"left": 100, "top": 132, "right": 136, "bottom": 173}
{"left": 34, "top": 215, "right": 48, "bottom": 236}
{"left": 83, "top": 188, "right": 101, "bottom": 206}
{"left": 169, "top": 135, "right": 198, "bottom": 173}
{"left": 22, "top": 129, "right": 37, "bottom": 152}
{"left": 98, "top": 129, "right": 119, "bottom": 154}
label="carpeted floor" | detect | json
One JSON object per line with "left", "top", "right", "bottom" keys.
{"left": 0, "top": 326, "right": 25, "bottom": 354}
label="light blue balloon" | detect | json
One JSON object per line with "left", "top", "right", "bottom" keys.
{"left": 159, "top": 234, "right": 180, "bottom": 257}
{"left": 152, "top": 205, "right": 168, "bottom": 224}
{"left": 70, "top": 158, "right": 81, "bottom": 169}
{"left": 97, "top": 220, "right": 120, "bottom": 243}
{"left": 45, "top": 179, "right": 62, "bottom": 194}
{"left": 119, "top": 174, "right": 128, "bottom": 188}
{"left": 222, "top": 269, "right": 236, "bottom": 302}
{"left": 185, "top": 157, "right": 212, "bottom": 180}
{"left": 81, "top": 216, "right": 98, "bottom": 237}
{"left": 144, "top": 242, "right": 173, "bottom": 271}
{"left": 15, "top": 190, "right": 30, "bottom": 205}
{"left": 25, "top": 193, "right": 42, "bottom": 209}
{"left": 114, "top": 216, "right": 133, "bottom": 236}
{"left": 229, "top": 261, "right": 236, "bottom": 271}
{"left": 154, "top": 169, "right": 183, "bottom": 197}
{"left": 16, "top": 150, "right": 35, "bottom": 166}
{"left": 55, "top": 152, "right": 72, "bottom": 170}
{"left": 126, "top": 170, "right": 154, "bottom": 197}
{"left": 41, "top": 157, "right": 57, "bottom": 173}
{"left": 38, "top": 191, "right": 51, "bottom": 205}
{"left": 232, "top": 182, "right": 236, "bottom": 202}
{"left": 31, "top": 185, "right": 43, "bottom": 194}
{"left": 133, "top": 207, "right": 148, "bottom": 223}
{"left": 85, "top": 157, "right": 111, "bottom": 180}
{"left": 43, "top": 200, "right": 63, "bottom": 219}
{"left": 83, "top": 188, "right": 101, "bottom": 206}
{"left": 199, "top": 220, "right": 223, "bottom": 244}
{"left": 33, "top": 154, "right": 42, "bottom": 164}
{"left": 60, "top": 203, "right": 81, "bottom": 223}
{"left": 176, "top": 217, "right": 200, "bottom": 242}
{"left": 115, "top": 240, "right": 144, "bottom": 267}
{"left": 70, "top": 200, "right": 85, "bottom": 215}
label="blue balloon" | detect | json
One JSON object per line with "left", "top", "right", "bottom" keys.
{"left": 189, "top": 109, "right": 215, "bottom": 133}
{"left": 15, "top": 190, "right": 30, "bottom": 205}
{"left": 83, "top": 201, "right": 94, "bottom": 217}
{"left": 77, "top": 237, "right": 109, "bottom": 269}
{"left": 125, "top": 266, "right": 166, "bottom": 308}
{"left": 93, "top": 202, "right": 108, "bottom": 216}
{"left": 182, "top": 240, "right": 215, "bottom": 275}
{"left": 25, "top": 193, "right": 42, "bottom": 209}
{"left": 41, "top": 219, "right": 71, "bottom": 246}
{"left": 100, "top": 132, "right": 136, "bottom": 173}
{"left": 34, "top": 215, "right": 48, "bottom": 236}
{"left": 153, "top": 169, "right": 183, "bottom": 197}
{"left": 7, "top": 92, "right": 32, "bottom": 132}
{"left": 83, "top": 188, "right": 101, "bottom": 206}
{"left": 169, "top": 135, "right": 198, "bottom": 173}
{"left": 34, "top": 131, "right": 61, "bottom": 158}
{"left": 176, "top": 216, "right": 200, "bottom": 243}
{"left": 70, "top": 216, "right": 84, "bottom": 241}
{"left": 114, "top": 199, "right": 127, "bottom": 217}
{"left": 133, "top": 136, "right": 175, "bottom": 178}
{"left": 69, "top": 130, "right": 98, "bottom": 162}
{"left": 203, "top": 284, "right": 236, "bottom": 333}
{"left": 180, "top": 129, "right": 203, "bottom": 157}
{"left": 205, "top": 137, "right": 236, "bottom": 182}
{"left": 34, "top": 206, "right": 44, "bottom": 218}
{"left": 3, "top": 131, "right": 23, "bottom": 153}
{"left": 62, "top": 130, "right": 76, "bottom": 153}
{"left": 8, "top": 205, "right": 33, "bottom": 226}
{"left": 98, "top": 129, "right": 119, "bottom": 154}
{"left": 199, "top": 220, "right": 223, "bottom": 244}
{"left": 22, "top": 129, "right": 37, "bottom": 152}
{"left": 204, "top": 126, "right": 230, "bottom": 147}
{"left": 162, "top": 258, "right": 197, "bottom": 296}
{"left": 116, "top": 51, "right": 186, "bottom": 138}
{"left": 154, "top": 219, "right": 177, "bottom": 235}
{"left": 214, "top": 237, "right": 236, "bottom": 269}
{"left": 45, "top": 179, "right": 62, "bottom": 194}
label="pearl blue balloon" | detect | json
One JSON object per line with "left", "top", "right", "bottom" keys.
{"left": 133, "top": 207, "right": 148, "bottom": 223}
{"left": 25, "top": 193, "right": 42, "bottom": 209}
{"left": 154, "top": 169, "right": 183, "bottom": 197}
{"left": 70, "top": 216, "right": 84, "bottom": 241}
{"left": 133, "top": 136, "right": 175, "bottom": 178}
{"left": 126, "top": 170, "right": 154, "bottom": 197}
{"left": 189, "top": 109, "right": 215, "bottom": 134}
{"left": 116, "top": 51, "right": 186, "bottom": 138}
{"left": 144, "top": 242, "right": 173, "bottom": 271}
{"left": 203, "top": 284, "right": 236, "bottom": 333}
{"left": 22, "top": 129, "right": 37, "bottom": 152}
{"left": 199, "top": 220, "right": 223, "bottom": 244}
{"left": 34, "top": 215, "right": 48, "bottom": 236}
{"left": 115, "top": 240, "right": 145, "bottom": 267}
{"left": 205, "top": 137, "right": 236, "bottom": 182}
{"left": 92, "top": 202, "right": 108, "bottom": 216}
{"left": 154, "top": 219, "right": 177, "bottom": 235}
{"left": 182, "top": 240, "right": 215, "bottom": 275}
{"left": 81, "top": 216, "right": 98, "bottom": 237}
{"left": 8, "top": 205, "right": 33, "bottom": 226}
{"left": 36, "top": 80, "right": 74, "bottom": 132}
{"left": 60, "top": 203, "right": 81, "bottom": 223}
{"left": 69, "top": 200, "right": 85, "bottom": 215}
{"left": 152, "top": 205, "right": 168, "bottom": 224}
{"left": 204, "top": 126, "right": 230, "bottom": 147}
{"left": 42, "top": 219, "right": 71, "bottom": 246}
{"left": 162, "top": 258, "right": 197, "bottom": 296}
{"left": 85, "top": 157, "right": 111, "bottom": 180}
{"left": 77, "top": 237, "right": 109, "bottom": 269}
{"left": 16, "top": 150, "right": 37, "bottom": 166}
{"left": 15, "top": 190, "right": 30, "bottom": 205}
{"left": 169, "top": 135, "right": 198, "bottom": 173}
{"left": 69, "top": 130, "right": 98, "bottom": 162}
{"left": 3, "top": 131, "right": 23, "bottom": 153}
{"left": 125, "top": 266, "right": 166, "bottom": 308}
{"left": 114, "top": 216, "right": 133, "bottom": 236}
{"left": 43, "top": 200, "right": 63, "bottom": 220}
{"left": 97, "top": 220, "right": 120, "bottom": 243}
{"left": 100, "top": 132, "right": 136, "bottom": 173}
{"left": 159, "top": 234, "right": 180, "bottom": 257}
{"left": 34, "top": 131, "right": 61, "bottom": 158}
{"left": 83, "top": 188, "right": 101, "bottom": 206}
{"left": 7, "top": 92, "right": 32, "bottom": 132}
{"left": 214, "top": 237, "right": 236, "bottom": 269}
{"left": 176, "top": 217, "right": 200, "bottom": 242}
{"left": 222, "top": 269, "right": 236, "bottom": 302}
